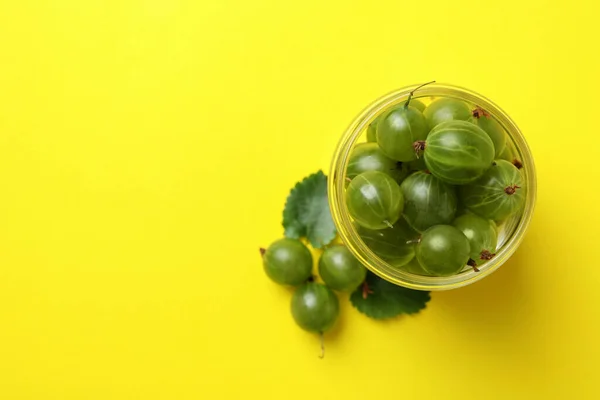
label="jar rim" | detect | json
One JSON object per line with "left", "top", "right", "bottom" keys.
{"left": 328, "top": 83, "right": 537, "bottom": 291}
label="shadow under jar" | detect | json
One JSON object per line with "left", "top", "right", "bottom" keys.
{"left": 329, "top": 83, "right": 537, "bottom": 291}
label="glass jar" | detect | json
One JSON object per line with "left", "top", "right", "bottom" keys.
{"left": 329, "top": 83, "right": 536, "bottom": 291}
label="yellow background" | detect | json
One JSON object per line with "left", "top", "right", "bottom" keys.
{"left": 1, "top": 0, "right": 599, "bottom": 398}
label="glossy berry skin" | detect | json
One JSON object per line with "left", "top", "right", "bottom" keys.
{"left": 355, "top": 218, "right": 418, "bottom": 266}
{"left": 423, "top": 98, "right": 471, "bottom": 129}
{"left": 498, "top": 143, "right": 514, "bottom": 162}
{"left": 416, "top": 225, "right": 471, "bottom": 276}
{"left": 469, "top": 114, "right": 506, "bottom": 158}
{"left": 424, "top": 120, "right": 495, "bottom": 185}
{"left": 400, "top": 171, "right": 458, "bottom": 232}
{"left": 346, "top": 171, "right": 404, "bottom": 230}
{"left": 402, "top": 99, "right": 426, "bottom": 112}
{"left": 377, "top": 105, "right": 428, "bottom": 161}
{"left": 391, "top": 257, "right": 428, "bottom": 275}
{"left": 459, "top": 160, "right": 526, "bottom": 221}
{"left": 453, "top": 213, "right": 498, "bottom": 265}
{"left": 291, "top": 283, "right": 339, "bottom": 333}
{"left": 347, "top": 143, "right": 409, "bottom": 184}
{"left": 367, "top": 100, "right": 427, "bottom": 143}
{"left": 366, "top": 114, "right": 382, "bottom": 142}
{"left": 318, "top": 245, "right": 366, "bottom": 291}
{"left": 262, "top": 238, "right": 313, "bottom": 285}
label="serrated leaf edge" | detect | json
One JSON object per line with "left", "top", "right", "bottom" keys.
{"left": 282, "top": 170, "right": 336, "bottom": 249}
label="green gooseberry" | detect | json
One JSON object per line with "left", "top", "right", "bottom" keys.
{"left": 391, "top": 257, "right": 429, "bottom": 275}
{"left": 420, "top": 120, "right": 495, "bottom": 185}
{"left": 377, "top": 105, "right": 428, "bottom": 162}
{"left": 366, "top": 114, "right": 382, "bottom": 142}
{"left": 469, "top": 106, "right": 506, "bottom": 158}
{"left": 262, "top": 238, "right": 313, "bottom": 286}
{"left": 400, "top": 171, "right": 458, "bottom": 232}
{"left": 367, "top": 99, "right": 425, "bottom": 143}
{"left": 402, "top": 99, "right": 426, "bottom": 112}
{"left": 291, "top": 283, "right": 339, "bottom": 333}
{"left": 346, "top": 171, "right": 404, "bottom": 230}
{"left": 355, "top": 218, "right": 419, "bottom": 266}
{"left": 423, "top": 98, "right": 471, "bottom": 129}
{"left": 498, "top": 142, "right": 514, "bottom": 162}
{"left": 416, "top": 225, "right": 471, "bottom": 277}
{"left": 452, "top": 213, "right": 498, "bottom": 265}
{"left": 459, "top": 160, "right": 526, "bottom": 221}
{"left": 498, "top": 143, "right": 523, "bottom": 170}
{"left": 347, "top": 143, "right": 410, "bottom": 184}
{"left": 318, "top": 245, "right": 367, "bottom": 292}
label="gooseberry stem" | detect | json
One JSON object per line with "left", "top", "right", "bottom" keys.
{"left": 504, "top": 184, "right": 520, "bottom": 195}
{"left": 259, "top": 248, "right": 266, "bottom": 257}
{"left": 480, "top": 250, "right": 495, "bottom": 260}
{"left": 319, "top": 332, "right": 325, "bottom": 359}
{"left": 467, "top": 259, "right": 480, "bottom": 272}
{"left": 413, "top": 140, "right": 426, "bottom": 157}
{"left": 513, "top": 159, "right": 523, "bottom": 169}
{"left": 472, "top": 106, "right": 490, "bottom": 119}
{"left": 404, "top": 80, "right": 436, "bottom": 109}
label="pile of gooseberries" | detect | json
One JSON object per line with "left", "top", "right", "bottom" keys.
{"left": 260, "top": 239, "right": 366, "bottom": 357}
{"left": 347, "top": 85, "right": 526, "bottom": 277}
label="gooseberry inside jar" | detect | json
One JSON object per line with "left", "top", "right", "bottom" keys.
{"left": 329, "top": 83, "right": 536, "bottom": 290}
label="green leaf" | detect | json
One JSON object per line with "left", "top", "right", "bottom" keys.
{"left": 350, "top": 271, "right": 430, "bottom": 319}
{"left": 283, "top": 170, "right": 337, "bottom": 249}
